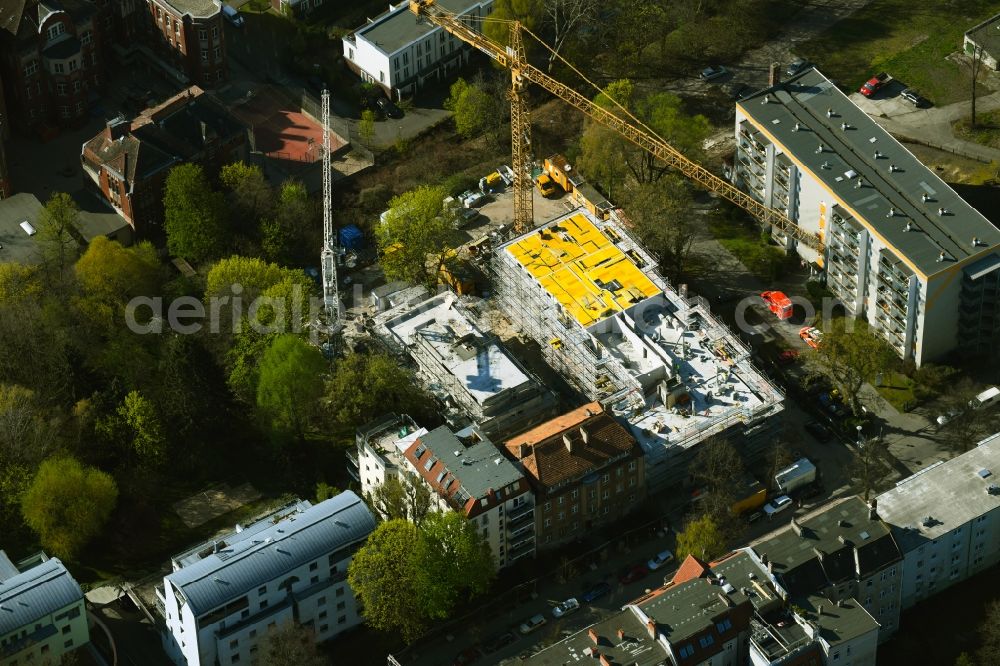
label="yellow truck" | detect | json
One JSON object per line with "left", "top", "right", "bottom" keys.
{"left": 534, "top": 172, "right": 558, "bottom": 197}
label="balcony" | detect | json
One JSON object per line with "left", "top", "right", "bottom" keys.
{"left": 508, "top": 521, "right": 534, "bottom": 538}
{"left": 508, "top": 504, "right": 535, "bottom": 523}
{"left": 509, "top": 534, "right": 536, "bottom": 553}
{"left": 345, "top": 449, "right": 360, "bottom": 482}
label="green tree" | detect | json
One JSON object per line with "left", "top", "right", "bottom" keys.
{"left": 416, "top": 511, "right": 495, "bottom": 618}
{"left": 485, "top": 0, "right": 542, "bottom": 47}
{"left": 676, "top": 513, "right": 727, "bottom": 562}
{"left": 227, "top": 322, "right": 276, "bottom": 404}
{"left": 164, "top": 163, "right": 227, "bottom": 263}
{"left": 955, "top": 652, "right": 976, "bottom": 666}
{"left": 806, "top": 319, "right": 896, "bottom": 417}
{"left": 75, "top": 237, "right": 162, "bottom": 304}
{"left": 256, "top": 334, "right": 326, "bottom": 441}
{"left": 117, "top": 390, "right": 166, "bottom": 464}
{"left": 261, "top": 180, "right": 316, "bottom": 265}
{"left": 205, "top": 256, "right": 313, "bottom": 337}
{"left": 445, "top": 78, "right": 492, "bottom": 140}
{"left": 359, "top": 109, "right": 376, "bottom": 147}
{"left": 348, "top": 520, "right": 427, "bottom": 642}
{"left": 314, "top": 481, "right": 340, "bottom": 503}
{"left": 252, "top": 620, "right": 326, "bottom": 666}
{"left": 623, "top": 178, "right": 697, "bottom": 280}
{"left": 21, "top": 456, "right": 118, "bottom": 560}
{"left": 324, "top": 352, "right": 436, "bottom": 435}
{"left": 37, "top": 192, "right": 81, "bottom": 280}
{"left": 366, "top": 472, "right": 433, "bottom": 526}
{"left": 220, "top": 161, "right": 273, "bottom": 226}
{"left": 375, "top": 185, "right": 457, "bottom": 286}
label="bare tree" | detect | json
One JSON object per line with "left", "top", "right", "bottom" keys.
{"left": 971, "top": 42, "right": 986, "bottom": 128}
{"left": 938, "top": 379, "right": 995, "bottom": 454}
{"left": 851, "top": 434, "right": 891, "bottom": 502}
{"left": 543, "top": 0, "right": 598, "bottom": 72}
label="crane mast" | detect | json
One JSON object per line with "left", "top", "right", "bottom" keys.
{"left": 320, "top": 89, "right": 340, "bottom": 331}
{"left": 407, "top": 0, "right": 824, "bottom": 253}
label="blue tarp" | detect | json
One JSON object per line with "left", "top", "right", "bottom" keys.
{"left": 339, "top": 225, "right": 365, "bottom": 250}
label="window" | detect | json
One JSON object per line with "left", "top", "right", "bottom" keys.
{"left": 59, "top": 105, "right": 71, "bottom": 118}
{"left": 230, "top": 640, "right": 238, "bottom": 649}
{"left": 602, "top": 473, "right": 610, "bottom": 482}
{"left": 309, "top": 562, "right": 318, "bottom": 572}
{"left": 602, "top": 490, "right": 609, "bottom": 499}
{"left": 571, "top": 489, "right": 578, "bottom": 499}
{"left": 40, "top": 645, "right": 49, "bottom": 654}
{"left": 258, "top": 585, "right": 267, "bottom": 595}
{"left": 337, "top": 601, "right": 346, "bottom": 610}
{"left": 616, "top": 468, "right": 623, "bottom": 477}
{"left": 241, "top": 609, "right": 249, "bottom": 619}
{"left": 23, "top": 60, "right": 37, "bottom": 76}
{"left": 56, "top": 83, "right": 67, "bottom": 96}
{"left": 214, "top": 46, "right": 221, "bottom": 61}
{"left": 91, "top": 53, "right": 97, "bottom": 66}
{"left": 231, "top": 656, "right": 240, "bottom": 664}
{"left": 260, "top": 599, "right": 268, "bottom": 609}
{"left": 53, "top": 63, "right": 65, "bottom": 74}
{"left": 678, "top": 645, "right": 695, "bottom": 658}
{"left": 338, "top": 615, "right": 347, "bottom": 625}
{"left": 348, "top": 48, "right": 353, "bottom": 59}
{"left": 320, "top": 624, "right": 329, "bottom": 632}
{"left": 380, "top": 71, "right": 384, "bottom": 83}
{"left": 69, "top": 59, "right": 78, "bottom": 72}
{"left": 628, "top": 461, "right": 636, "bottom": 471}
{"left": 716, "top": 618, "right": 732, "bottom": 633}
{"left": 249, "top": 630, "right": 256, "bottom": 639}
{"left": 310, "top": 576, "right": 319, "bottom": 584}
{"left": 558, "top": 496, "right": 565, "bottom": 505}
{"left": 319, "top": 610, "right": 328, "bottom": 620}
{"left": 698, "top": 634, "right": 715, "bottom": 648}
{"left": 336, "top": 588, "right": 345, "bottom": 597}
{"left": 543, "top": 518, "right": 551, "bottom": 527}
{"left": 201, "top": 50, "right": 209, "bottom": 63}
{"left": 61, "top": 625, "right": 71, "bottom": 634}
{"left": 47, "top": 23, "right": 65, "bottom": 40}
{"left": 571, "top": 505, "right": 578, "bottom": 515}
{"left": 73, "top": 81, "right": 81, "bottom": 92}
{"left": 64, "top": 640, "right": 73, "bottom": 649}
{"left": 212, "top": 26, "right": 219, "bottom": 38}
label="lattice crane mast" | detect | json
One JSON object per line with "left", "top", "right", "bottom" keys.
{"left": 407, "top": 0, "right": 824, "bottom": 253}
{"left": 319, "top": 89, "right": 341, "bottom": 334}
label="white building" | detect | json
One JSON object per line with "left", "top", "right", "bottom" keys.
{"left": 402, "top": 424, "right": 536, "bottom": 568}
{"left": 733, "top": 68, "right": 1000, "bottom": 365}
{"left": 342, "top": 0, "right": 494, "bottom": 100}
{"left": 875, "top": 432, "right": 1000, "bottom": 610}
{"left": 492, "top": 207, "right": 784, "bottom": 491}
{"left": 0, "top": 552, "right": 89, "bottom": 665}
{"left": 375, "top": 290, "right": 558, "bottom": 440}
{"left": 351, "top": 412, "right": 428, "bottom": 499}
{"left": 159, "top": 492, "right": 376, "bottom": 666}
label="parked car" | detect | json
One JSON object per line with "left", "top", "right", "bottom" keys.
{"left": 799, "top": 326, "right": 823, "bottom": 349}
{"left": 700, "top": 65, "right": 727, "bottom": 81}
{"left": 222, "top": 3, "right": 244, "bottom": 27}
{"left": 453, "top": 647, "right": 483, "bottom": 666}
{"left": 761, "top": 291, "right": 793, "bottom": 320}
{"left": 482, "top": 632, "right": 517, "bottom": 654}
{"left": 900, "top": 88, "right": 925, "bottom": 107}
{"left": 376, "top": 96, "right": 404, "bottom": 119}
{"left": 519, "top": 614, "right": 547, "bottom": 635}
{"left": 552, "top": 598, "right": 580, "bottom": 618}
{"left": 647, "top": 550, "right": 675, "bottom": 571}
{"left": 458, "top": 208, "right": 482, "bottom": 228}
{"left": 859, "top": 72, "right": 892, "bottom": 97}
{"left": 763, "top": 495, "right": 793, "bottom": 518}
{"left": 580, "top": 581, "right": 612, "bottom": 602}
{"left": 618, "top": 564, "right": 650, "bottom": 585}
{"left": 747, "top": 510, "right": 764, "bottom": 525}
{"left": 804, "top": 420, "right": 831, "bottom": 443}
{"left": 786, "top": 58, "right": 809, "bottom": 77}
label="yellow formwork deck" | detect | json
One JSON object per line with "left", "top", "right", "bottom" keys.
{"left": 506, "top": 213, "right": 661, "bottom": 328}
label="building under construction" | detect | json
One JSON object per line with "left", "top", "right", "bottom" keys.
{"left": 492, "top": 208, "right": 785, "bottom": 490}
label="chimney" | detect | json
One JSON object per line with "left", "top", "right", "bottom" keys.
{"left": 646, "top": 619, "right": 657, "bottom": 639}
{"left": 588, "top": 627, "right": 600, "bottom": 645}
{"left": 563, "top": 433, "right": 575, "bottom": 454}
{"left": 791, "top": 517, "right": 803, "bottom": 536}
{"left": 580, "top": 427, "right": 590, "bottom": 445}
{"left": 106, "top": 117, "right": 129, "bottom": 142}
{"left": 518, "top": 443, "right": 531, "bottom": 459}
{"left": 617, "top": 628, "right": 625, "bottom": 642}
{"left": 768, "top": 560, "right": 774, "bottom": 573}
{"left": 769, "top": 62, "right": 781, "bottom": 87}
{"left": 818, "top": 604, "right": 823, "bottom": 616}
{"left": 868, "top": 498, "right": 878, "bottom": 521}
{"left": 812, "top": 547, "right": 825, "bottom": 561}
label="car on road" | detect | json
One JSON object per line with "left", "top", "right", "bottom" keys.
{"left": 818, "top": 392, "right": 848, "bottom": 418}
{"left": 552, "top": 597, "right": 580, "bottom": 618}
{"left": 776, "top": 349, "right": 799, "bottom": 365}
{"left": 747, "top": 510, "right": 764, "bottom": 525}
{"left": 580, "top": 581, "right": 612, "bottom": 602}
{"left": 647, "top": 550, "right": 675, "bottom": 571}
{"left": 700, "top": 65, "right": 727, "bottom": 81}
{"left": 804, "top": 420, "right": 831, "bottom": 442}
{"left": 482, "top": 632, "right": 517, "bottom": 654}
{"left": 900, "top": 88, "right": 926, "bottom": 107}
{"left": 786, "top": 58, "right": 809, "bottom": 77}
{"left": 376, "top": 95, "right": 404, "bottom": 119}
{"left": 764, "top": 495, "right": 793, "bottom": 518}
{"left": 859, "top": 72, "right": 892, "bottom": 97}
{"left": 618, "top": 564, "right": 650, "bottom": 585}
{"left": 799, "top": 326, "right": 822, "bottom": 349}
{"left": 453, "top": 647, "right": 483, "bottom": 666}
{"left": 519, "top": 614, "right": 547, "bottom": 635}
{"left": 761, "top": 291, "right": 793, "bottom": 320}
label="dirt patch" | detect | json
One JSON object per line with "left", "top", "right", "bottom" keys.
{"left": 172, "top": 482, "right": 262, "bottom": 528}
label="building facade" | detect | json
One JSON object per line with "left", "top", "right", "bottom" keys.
{"left": 403, "top": 425, "right": 536, "bottom": 568}
{"left": 143, "top": 0, "right": 226, "bottom": 88}
{"left": 159, "top": 493, "right": 376, "bottom": 666}
{"left": 342, "top": 0, "right": 493, "bottom": 100}
{"left": 733, "top": 69, "right": 1000, "bottom": 365}
{"left": 351, "top": 412, "right": 428, "bottom": 498}
{"left": 964, "top": 14, "right": 1000, "bottom": 71}
{"left": 876, "top": 432, "right": 1000, "bottom": 610}
{"left": 0, "top": 551, "right": 89, "bottom": 665}
{"left": 0, "top": 0, "right": 109, "bottom": 133}
{"left": 503, "top": 401, "right": 646, "bottom": 549}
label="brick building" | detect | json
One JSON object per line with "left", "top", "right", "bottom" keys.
{"left": 504, "top": 402, "right": 646, "bottom": 549}
{"left": 81, "top": 85, "right": 245, "bottom": 237}
{"left": 0, "top": 0, "right": 109, "bottom": 134}
{"left": 142, "top": 0, "right": 226, "bottom": 88}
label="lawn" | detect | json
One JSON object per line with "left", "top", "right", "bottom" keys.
{"left": 954, "top": 108, "right": 1000, "bottom": 148}
{"left": 708, "top": 211, "right": 794, "bottom": 282}
{"left": 798, "top": 0, "right": 1000, "bottom": 106}
{"left": 875, "top": 371, "right": 917, "bottom": 412}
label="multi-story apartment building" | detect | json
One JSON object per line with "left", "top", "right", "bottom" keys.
{"left": 493, "top": 207, "right": 784, "bottom": 491}
{"left": 342, "top": 0, "right": 494, "bottom": 100}
{"left": 403, "top": 425, "right": 536, "bottom": 568}
{"left": 81, "top": 85, "right": 245, "bottom": 238}
{"left": 733, "top": 68, "right": 1000, "bottom": 365}
{"left": 374, "top": 290, "right": 558, "bottom": 440}
{"left": 0, "top": 551, "right": 89, "bottom": 665}
{"left": 503, "top": 401, "right": 646, "bottom": 549}
{"left": 159, "top": 492, "right": 376, "bottom": 666}
{"left": 351, "top": 412, "right": 428, "bottom": 497}
{"left": 753, "top": 496, "right": 904, "bottom": 643}
{"left": 144, "top": 0, "right": 226, "bottom": 88}
{"left": 0, "top": 0, "right": 108, "bottom": 133}
{"left": 875, "top": 431, "right": 1000, "bottom": 610}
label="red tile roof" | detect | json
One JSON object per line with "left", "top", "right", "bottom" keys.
{"left": 671, "top": 554, "right": 709, "bottom": 584}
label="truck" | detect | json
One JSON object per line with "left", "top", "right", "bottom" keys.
{"left": 760, "top": 291, "right": 793, "bottom": 320}
{"left": 859, "top": 72, "right": 891, "bottom": 97}
{"left": 774, "top": 458, "right": 817, "bottom": 495}
{"left": 534, "top": 172, "right": 558, "bottom": 197}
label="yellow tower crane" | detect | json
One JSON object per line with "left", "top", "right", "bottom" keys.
{"left": 408, "top": 0, "right": 824, "bottom": 254}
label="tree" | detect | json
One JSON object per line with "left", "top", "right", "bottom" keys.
{"left": 416, "top": 511, "right": 495, "bottom": 618}
{"left": 220, "top": 161, "right": 273, "bottom": 226}
{"left": 21, "top": 456, "right": 118, "bottom": 560}
{"left": 805, "top": 319, "right": 896, "bottom": 417}
{"left": 261, "top": 180, "right": 316, "bottom": 265}
{"left": 359, "top": 109, "right": 376, "bottom": 147}
{"left": 253, "top": 620, "right": 326, "bottom": 666}
{"left": 938, "top": 379, "right": 994, "bottom": 454}
{"left": 205, "top": 256, "right": 313, "bottom": 337}
{"left": 37, "top": 192, "right": 81, "bottom": 279}
{"left": 676, "top": 514, "right": 728, "bottom": 562}
{"left": 445, "top": 77, "right": 491, "bottom": 140}
{"left": 75, "top": 237, "right": 162, "bottom": 303}
{"left": 851, "top": 432, "right": 891, "bottom": 502}
{"left": 0, "top": 384, "right": 59, "bottom": 467}
{"left": 348, "top": 520, "right": 428, "bottom": 642}
{"left": 256, "top": 334, "right": 327, "bottom": 441}
{"left": 623, "top": 178, "right": 697, "bottom": 280}
{"left": 227, "top": 322, "right": 276, "bottom": 405}
{"left": 977, "top": 599, "right": 1000, "bottom": 665}
{"left": 375, "top": 185, "right": 457, "bottom": 286}
{"left": 955, "top": 652, "right": 976, "bottom": 666}
{"left": 366, "top": 472, "right": 433, "bottom": 526}
{"left": 164, "top": 163, "right": 227, "bottom": 263}
{"left": 324, "top": 351, "right": 436, "bottom": 435}
{"left": 485, "top": 0, "right": 542, "bottom": 47}
{"left": 970, "top": 42, "right": 986, "bottom": 128}
{"left": 117, "top": 390, "right": 166, "bottom": 464}
{"left": 543, "top": 0, "right": 598, "bottom": 72}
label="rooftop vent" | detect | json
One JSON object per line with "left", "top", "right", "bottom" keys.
{"left": 938, "top": 207, "right": 949, "bottom": 216}
{"left": 937, "top": 251, "right": 946, "bottom": 263}
{"left": 816, "top": 144, "right": 825, "bottom": 154}
{"left": 888, "top": 164, "right": 898, "bottom": 173}
{"left": 972, "top": 236, "right": 982, "bottom": 247}
{"left": 988, "top": 484, "right": 1000, "bottom": 496}
{"left": 793, "top": 122, "right": 801, "bottom": 131}
{"left": 886, "top": 207, "right": 896, "bottom": 218}
{"left": 979, "top": 468, "right": 992, "bottom": 479}
{"left": 19, "top": 221, "right": 35, "bottom": 236}
{"left": 762, "top": 94, "right": 770, "bottom": 104}
{"left": 905, "top": 222, "right": 913, "bottom": 232}
{"left": 826, "top": 108, "right": 834, "bottom": 118}
{"left": 922, "top": 516, "right": 934, "bottom": 527}
{"left": 873, "top": 150, "right": 882, "bottom": 159}
{"left": 841, "top": 122, "right": 850, "bottom": 131}
{"left": 921, "top": 193, "right": 931, "bottom": 202}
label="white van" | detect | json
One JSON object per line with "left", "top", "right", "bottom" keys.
{"left": 973, "top": 386, "right": 1000, "bottom": 410}
{"left": 222, "top": 4, "right": 244, "bottom": 27}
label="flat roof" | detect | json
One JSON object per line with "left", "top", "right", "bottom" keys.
{"left": 523, "top": 607, "right": 666, "bottom": 666}
{"left": 801, "top": 593, "right": 880, "bottom": 645}
{"left": 504, "top": 212, "right": 662, "bottom": 328}
{"left": 966, "top": 13, "right": 1000, "bottom": 59}
{"left": 0, "top": 193, "right": 43, "bottom": 263}
{"left": 737, "top": 68, "right": 1000, "bottom": 277}
{"left": 876, "top": 431, "right": 1000, "bottom": 552}
{"left": 355, "top": 0, "right": 481, "bottom": 55}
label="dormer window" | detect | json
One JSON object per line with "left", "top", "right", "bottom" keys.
{"left": 47, "top": 22, "right": 65, "bottom": 41}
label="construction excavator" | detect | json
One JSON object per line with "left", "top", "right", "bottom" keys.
{"left": 407, "top": 0, "right": 824, "bottom": 255}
